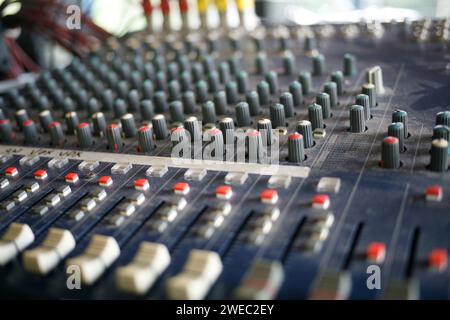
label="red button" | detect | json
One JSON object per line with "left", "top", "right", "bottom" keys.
{"left": 260, "top": 189, "right": 278, "bottom": 204}
{"left": 34, "top": 169, "right": 48, "bottom": 180}
{"left": 366, "top": 242, "right": 386, "bottom": 264}
{"left": 98, "top": 176, "right": 113, "bottom": 187}
{"left": 216, "top": 185, "right": 232, "bottom": 199}
{"left": 429, "top": 248, "right": 448, "bottom": 271}
{"left": 65, "top": 172, "right": 79, "bottom": 184}
{"left": 174, "top": 182, "right": 190, "bottom": 195}
{"left": 4, "top": 167, "right": 18, "bottom": 177}
{"left": 312, "top": 194, "right": 330, "bottom": 209}
{"left": 425, "top": 185, "right": 443, "bottom": 202}
{"left": 134, "top": 178, "right": 149, "bottom": 191}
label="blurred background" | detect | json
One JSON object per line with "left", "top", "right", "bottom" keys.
{"left": 87, "top": 0, "right": 450, "bottom": 34}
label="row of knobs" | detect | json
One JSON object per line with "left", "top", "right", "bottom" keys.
{"left": 381, "top": 110, "right": 450, "bottom": 171}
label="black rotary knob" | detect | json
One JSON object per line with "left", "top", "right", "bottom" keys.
{"left": 169, "top": 101, "right": 185, "bottom": 123}
{"left": 246, "top": 91, "right": 260, "bottom": 116}
{"left": 39, "top": 110, "right": 54, "bottom": 133}
{"left": 349, "top": 105, "right": 366, "bottom": 133}
{"left": 236, "top": 102, "right": 251, "bottom": 127}
{"left": 202, "top": 101, "right": 217, "bottom": 124}
{"left": 76, "top": 122, "right": 93, "bottom": 148}
{"left": 381, "top": 136, "right": 400, "bottom": 169}
{"left": 429, "top": 139, "right": 449, "bottom": 172}
{"left": 288, "top": 132, "right": 305, "bottom": 163}
{"left": 138, "top": 125, "right": 155, "bottom": 153}
{"left": 316, "top": 93, "right": 331, "bottom": 119}
{"left": 296, "top": 120, "right": 314, "bottom": 148}
{"left": 92, "top": 112, "right": 107, "bottom": 136}
{"left": 184, "top": 116, "right": 202, "bottom": 141}
{"left": 289, "top": 81, "right": 303, "bottom": 106}
{"left": 257, "top": 118, "right": 273, "bottom": 146}
{"left": 106, "top": 123, "right": 123, "bottom": 152}
{"left": 49, "top": 121, "right": 65, "bottom": 146}
{"left": 270, "top": 103, "right": 286, "bottom": 128}
{"left": 436, "top": 111, "right": 450, "bottom": 127}
{"left": 279, "top": 92, "right": 294, "bottom": 118}
{"left": 219, "top": 117, "right": 235, "bottom": 144}
{"left": 120, "top": 113, "right": 138, "bottom": 138}
{"left": 257, "top": 81, "right": 270, "bottom": 106}
{"left": 392, "top": 110, "right": 408, "bottom": 138}
{"left": 308, "top": 103, "right": 324, "bottom": 130}
{"left": 0, "top": 119, "right": 15, "bottom": 143}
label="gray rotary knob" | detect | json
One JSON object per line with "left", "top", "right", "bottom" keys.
{"left": 101, "top": 89, "right": 114, "bottom": 111}
{"left": 213, "top": 91, "right": 227, "bottom": 115}
{"left": 257, "top": 81, "right": 270, "bottom": 105}
{"left": 236, "top": 102, "right": 251, "bottom": 127}
{"left": 142, "top": 79, "right": 154, "bottom": 100}
{"left": 316, "top": 92, "right": 331, "bottom": 119}
{"left": 15, "top": 109, "right": 29, "bottom": 129}
{"left": 381, "top": 136, "right": 400, "bottom": 169}
{"left": 246, "top": 130, "right": 263, "bottom": 163}
{"left": 169, "top": 80, "right": 182, "bottom": 101}
{"left": 392, "top": 110, "right": 408, "bottom": 138}
{"left": 120, "top": 113, "right": 138, "bottom": 138}
{"left": 152, "top": 114, "right": 169, "bottom": 140}
{"left": 296, "top": 120, "right": 314, "bottom": 148}
{"left": 388, "top": 122, "right": 405, "bottom": 152}
{"left": 355, "top": 94, "right": 371, "bottom": 121}
{"left": 343, "top": 53, "right": 357, "bottom": 77}
{"left": 312, "top": 54, "right": 325, "bottom": 76}
{"left": 184, "top": 116, "right": 202, "bottom": 141}
{"left": 76, "top": 122, "right": 93, "bottom": 148}
{"left": 270, "top": 103, "right": 286, "bottom": 128}
{"left": 255, "top": 53, "right": 267, "bottom": 75}
{"left": 362, "top": 83, "right": 377, "bottom": 109}
{"left": 195, "top": 81, "right": 209, "bottom": 104}
{"left": 237, "top": 71, "right": 250, "bottom": 94}
{"left": 202, "top": 101, "right": 217, "bottom": 124}
{"left": 49, "top": 121, "right": 65, "bottom": 146}
{"left": 205, "top": 128, "right": 224, "bottom": 159}
{"left": 207, "top": 72, "right": 220, "bottom": 93}
{"left": 330, "top": 71, "right": 344, "bottom": 96}
{"left": 218, "top": 62, "right": 231, "bottom": 84}
{"left": 265, "top": 71, "right": 279, "bottom": 94}
{"left": 257, "top": 118, "right": 273, "bottom": 146}
{"left": 23, "top": 120, "right": 39, "bottom": 144}
{"left": 298, "top": 72, "right": 312, "bottom": 95}
{"left": 219, "top": 117, "right": 235, "bottom": 144}
{"left": 429, "top": 139, "right": 449, "bottom": 172}
{"left": 246, "top": 91, "right": 260, "bottom": 116}
{"left": 140, "top": 100, "right": 155, "bottom": 121}
{"left": 433, "top": 125, "right": 450, "bottom": 141}
{"left": 92, "top": 112, "right": 106, "bottom": 137}
{"left": 308, "top": 103, "right": 324, "bottom": 130}
{"left": 126, "top": 90, "right": 140, "bottom": 112}
{"left": 324, "top": 82, "right": 338, "bottom": 108}
{"left": 169, "top": 101, "right": 185, "bottom": 123}
{"left": 113, "top": 99, "right": 127, "bottom": 118}
{"left": 182, "top": 91, "right": 196, "bottom": 114}
{"left": 283, "top": 52, "right": 295, "bottom": 75}
{"left": 349, "top": 105, "right": 366, "bottom": 133}
{"left": 288, "top": 132, "right": 305, "bottom": 163}
{"left": 289, "top": 81, "right": 303, "bottom": 106}
{"left": 39, "top": 110, "right": 53, "bottom": 133}
{"left": 436, "top": 111, "right": 450, "bottom": 127}
{"left": 65, "top": 111, "right": 79, "bottom": 135}
{"left": 154, "top": 91, "right": 169, "bottom": 112}
{"left": 279, "top": 92, "right": 294, "bottom": 118}
{"left": 0, "top": 119, "right": 14, "bottom": 143}
{"left": 138, "top": 125, "right": 155, "bottom": 153}
{"left": 106, "top": 123, "right": 123, "bottom": 152}
{"left": 225, "top": 81, "right": 239, "bottom": 104}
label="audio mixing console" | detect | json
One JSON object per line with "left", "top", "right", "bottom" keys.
{"left": 0, "top": 15, "right": 450, "bottom": 299}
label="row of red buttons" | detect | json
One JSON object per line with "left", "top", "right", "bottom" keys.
{"left": 366, "top": 242, "right": 447, "bottom": 270}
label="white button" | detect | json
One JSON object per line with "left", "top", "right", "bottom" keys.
{"left": 146, "top": 165, "right": 168, "bottom": 178}
{"left": 166, "top": 250, "right": 223, "bottom": 300}
{"left": 184, "top": 168, "right": 207, "bottom": 181}
{"left": 317, "top": 177, "right": 341, "bottom": 194}
{"left": 66, "top": 235, "right": 120, "bottom": 285}
{"left": 47, "top": 158, "right": 69, "bottom": 169}
{"left": 116, "top": 242, "right": 171, "bottom": 295}
{"left": 224, "top": 172, "right": 248, "bottom": 185}
{"left": 111, "top": 163, "right": 132, "bottom": 175}
{"left": 268, "top": 175, "right": 292, "bottom": 189}
{"left": 78, "top": 160, "right": 99, "bottom": 172}
{"left": 0, "top": 223, "right": 34, "bottom": 266}
{"left": 23, "top": 228, "right": 76, "bottom": 275}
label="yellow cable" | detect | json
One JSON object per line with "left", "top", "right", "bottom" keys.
{"left": 215, "top": 0, "right": 227, "bottom": 12}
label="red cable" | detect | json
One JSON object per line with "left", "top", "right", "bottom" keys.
{"left": 160, "top": 0, "right": 170, "bottom": 16}
{"left": 179, "top": 0, "right": 188, "bottom": 14}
